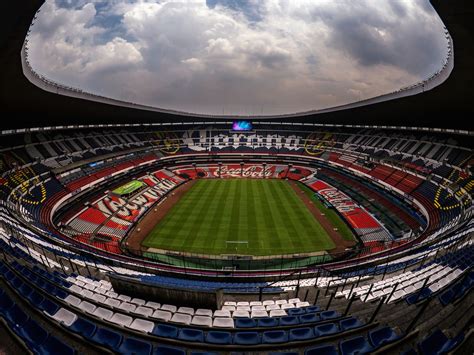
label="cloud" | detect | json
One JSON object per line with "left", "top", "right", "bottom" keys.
{"left": 27, "top": 0, "right": 449, "bottom": 116}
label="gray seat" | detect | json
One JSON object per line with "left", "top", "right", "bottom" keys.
{"left": 118, "top": 302, "right": 137, "bottom": 313}
{"left": 170, "top": 313, "right": 192, "bottom": 325}
{"left": 191, "top": 315, "right": 212, "bottom": 327}
{"left": 195, "top": 309, "right": 213, "bottom": 317}
{"left": 131, "top": 298, "right": 146, "bottom": 306}
{"left": 79, "top": 301, "right": 97, "bottom": 314}
{"left": 51, "top": 308, "right": 77, "bottom": 327}
{"left": 110, "top": 313, "right": 133, "bottom": 327}
{"left": 161, "top": 304, "right": 177, "bottom": 313}
{"left": 132, "top": 306, "right": 153, "bottom": 317}
{"left": 177, "top": 307, "right": 194, "bottom": 316}
{"left": 92, "top": 307, "right": 114, "bottom": 321}
{"left": 151, "top": 310, "right": 172, "bottom": 322}
{"left": 145, "top": 301, "right": 161, "bottom": 309}
{"left": 213, "top": 310, "right": 231, "bottom": 318}
{"left": 212, "top": 317, "right": 234, "bottom": 328}
{"left": 64, "top": 294, "right": 81, "bottom": 307}
{"left": 104, "top": 298, "right": 121, "bottom": 308}
{"left": 128, "top": 318, "right": 155, "bottom": 333}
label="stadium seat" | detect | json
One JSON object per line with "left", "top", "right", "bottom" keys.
{"left": 279, "top": 316, "right": 299, "bottom": 326}
{"left": 262, "top": 330, "right": 289, "bottom": 344}
{"left": 369, "top": 326, "right": 400, "bottom": 348}
{"left": 153, "top": 345, "right": 186, "bottom": 355}
{"left": 68, "top": 317, "right": 97, "bottom": 338}
{"left": 418, "top": 329, "right": 464, "bottom": 355}
{"left": 118, "top": 337, "right": 153, "bottom": 355}
{"left": 305, "top": 344, "right": 338, "bottom": 355}
{"left": 205, "top": 331, "right": 232, "bottom": 345}
{"left": 289, "top": 327, "right": 314, "bottom": 341}
{"left": 90, "top": 327, "right": 122, "bottom": 350}
{"left": 314, "top": 323, "right": 339, "bottom": 337}
{"left": 339, "top": 317, "right": 364, "bottom": 331}
{"left": 151, "top": 324, "right": 179, "bottom": 338}
{"left": 257, "top": 317, "right": 278, "bottom": 327}
{"left": 233, "top": 331, "right": 260, "bottom": 345}
{"left": 37, "top": 335, "right": 75, "bottom": 355}
{"left": 340, "top": 336, "right": 374, "bottom": 355}
{"left": 177, "top": 328, "right": 204, "bottom": 342}
{"left": 235, "top": 317, "right": 257, "bottom": 328}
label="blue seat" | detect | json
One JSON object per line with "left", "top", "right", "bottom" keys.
{"left": 14, "top": 318, "right": 48, "bottom": 348}
{"left": 26, "top": 290, "right": 44, "bottom": 306}
{"left": 51, "top": 287, "right": 68, "bottom": 299}
{"left": 205, "top": 331, "right": 232, "bottom": 345}
{"left": 369, "top": 326, "right": 400, "bottom": 348}
{"left": 287, "top": 308, "right": 306, "bottom": 316}
{"left": 340, "top": 336, "right": 374, "bottom": 355}
{"left": 439, "top": 289, "right": 455, "bottom": 306}
{"left": 151, "top": 324, "right": 178, "bottom": 338}
{"left": 339, "top": 317, "right": 364, "bottom": 331}
{"left": 5, "top": 304, "right": 29, "bottom": 328}
{"left": 178, "top": 328, "right": 204, "bottom": 342}
{"left": 299, "top": 313, "right": 320, "bottom": 324}
{"left": 289, "top": 327, "right": 314, "bottom": 341}
{"left": 262, "top": 330, "right": 288, "bottom": 344}
{"left": 233, "top": 331, "right": 260, "bottom": 345}
{"left": 68, "top": 318, "right": 97, "bottom": 338}
{"left": 153, "top": 345, "right": 186, "bottom": 355}
{"left": 235, "top": 317, "right": 257, "bottom": 328}
{"left": 279, "top": 316, "right": 299, "bottom": 326}
{"left": 36, "top": 335, "right": 75, "bottom": 355}
{"left": 305, "top": 344, "right": 338, "bottom": 355}
{"left": 38, "top": 298, "right": 60, "bottom": 316}
{"left": 305, "top": 305, "right": 320, "bottom": 313}
{"left": 269, "top": 353, "right": 299, "bottom": 355}
{"left": 314, "top": 323, "right": 339, "bottom": 337}
{"left": 18, "top": 283, "right": 34, "bottom": 298}
{"left": 118, "top": 337, "right": 152, "bottom": 355}
{"left": 257, "top": 317, "right": 278, "bottom": 327}
{"left": 320, "top": 310, "right": 339, "bottom": 320}
{"left": 0, "top": 295, "right": 15, "bottom": 315}
{"left": 418, "top": 329, "right": 463, "bottom": 355}
{"left": 91, "top": 327, "right": 122, "bottom": 350}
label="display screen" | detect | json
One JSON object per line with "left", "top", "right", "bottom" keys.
{"left": 232, "top": 121, "right": 253, "bottom": 131}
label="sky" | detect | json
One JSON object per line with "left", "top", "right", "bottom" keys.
{"left": 27, "top": 0, "right": 449, "bottom": 116}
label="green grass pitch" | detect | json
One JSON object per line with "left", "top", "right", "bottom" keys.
{"left": 142, "top": 179, "right": 336, "bottom": 256}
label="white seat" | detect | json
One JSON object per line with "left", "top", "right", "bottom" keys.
{"left": 236, "top": 301, "right": 249, "bottom": 306}
{"left": 92, "top": 307, "right": 114, "bottom": 321}
{"left": 275, "top": 300, "right": 287, "bottom": 305}
{"left": 213, "top": 310, "right": 231, "bottom": 318}
{"left": 110, "top": 313, "right": 133, "bottom": 327}
{"left": 170, "top": 313, "right": 192, "bottom": 325}
{"left": 161, "top": 304, "right": 177, "bottom": 313}
{"left": 68, "top": 285, "right": 83, "bottom": 294}
{"left": 250, "top": 301, "right": 262, "bottom": 306}
{"left": 145, "top": 301, "right": 161, "bottom": 309}
{"left": 131, "top": 298, "right": 146, "bottom": 306}
{"left": 64, "top": 294, "right": 81, "bottom": 307}
{"left": 132, "top": 306, "right": 153, "bottom": 317}
{"left": 151, "top": 310, "right": 172, "bottom": 322}
{"left": 195, "top": 309, "right": 213, "bottom": 317}
{"left": 221, "top": 305, "right": 235, "bottom": 312}
{"left": 106, "top": 291, "right": 118, "bottom": 298}
{"left": 262, "top": 300, "right": 275, "bottom": 306}
{"left": 236, "top": 306, "right": 251, "bottom": 312}
{"left": 232, "top": 310, "right": 250, "bottom": 318}
{"left": 92, "top": 294, "right": 106, "bottom": 303}
{"left": 251, "top": 310, "right": 268, "bottom": 318}
{"left": 269, "top": 310, "right": 287, "bottom": 317}
{"left": 212, "top": 317, "right": 234, "bottom": 328}
{"left": 118, "top": 302, "right": 137, "bottom": 313}
{"left": 223, "top": 301, "right": 236, "bottom": 306}
{"left": 266, "top": 304, "right": 280, "bottom": 311}
{"left": 104, "top": 298, "right": 121, "bottom": 308}
{"left": 281, "top": 303, "right": 295, "bottom": 310}
{"left": 191, "top": 315, "right": 212, "bottom": 327}
{"left": 177, "top": 307, "right": 194, "bottom": 316}
{"left": 117, "top": 295, "right": 132, "bottom": 302}
{"left": 78, "top": 301, "right": 97, "bottom": 314}
{"left": 251, "top": 305, "right": 266, "bottom": 311}
{"left": 80, "top": 289, "right": 94, "bottom": 300}
{"left": 51, "top": 308, "right": 77, "bottom": 327}
{"left": 128, "top": 319, "right": 154, "bottom": 333}
{"left": 296, "top": 302, "right": 310, "bottom": 308}
{"left": 288, "top": 298, "right": 301, "bottom": 304}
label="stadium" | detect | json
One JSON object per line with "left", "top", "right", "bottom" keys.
{"left": 0, "top": 1, "right": 473, "bottom": 354}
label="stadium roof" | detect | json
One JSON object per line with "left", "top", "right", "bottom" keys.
{"left": 0, "top": 0, "right": 473, "bottom": 130}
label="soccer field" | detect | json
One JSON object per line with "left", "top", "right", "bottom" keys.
{"left": 142, "top": 179, "right": 336, "bottom": 256}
